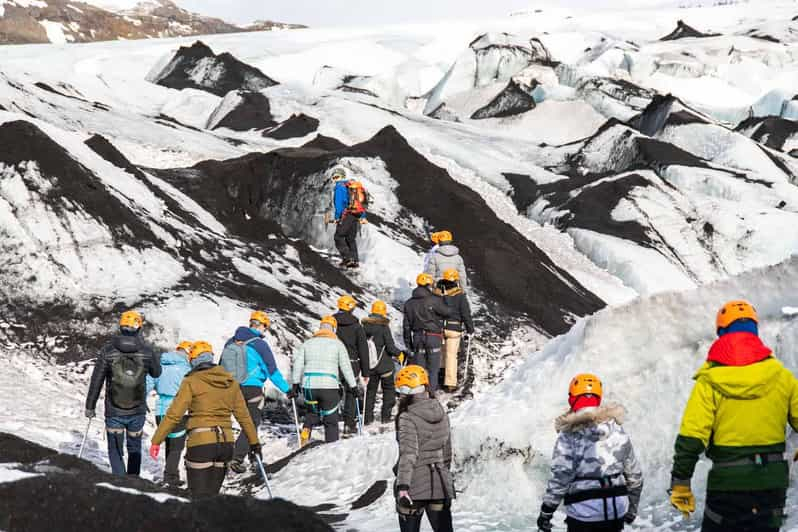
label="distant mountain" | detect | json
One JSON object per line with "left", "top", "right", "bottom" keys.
{"left": 0, "top": 0, "right": 305, "bottom": 45}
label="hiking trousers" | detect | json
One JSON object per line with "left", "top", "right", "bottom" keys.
{"left": 233, "top": 385, "right": 263, "bottom": 462}
{"left": 365, "top": 369, "right": 396, "bottom": 424}
{"left": 700, "top": 489, "right": 784, "bottom": 532}
{"left": 412, "top": 333, "right": 443, "bottom": 392}
{"left": 397, "top": 499, "right": 453, "bottom": 532}
{"left": 303, "top": 388, "right": 341, "bottom": 442}
{"left": 565, "top": 517, "right": 624, "bottom": 531}
{"left": 443, "top": 330, "right": 462, "bottom": 388}
{"left": 185, "top": 442, "right": 234, "bottom": 498}
{"left": 334, "top": 213, "right": 359, "bottom": 263}
{"left": 106, "top": 414, "right": 145, "bottom": 476}
{"left": 156, "top": 415, "right": 188, "bottom": 484}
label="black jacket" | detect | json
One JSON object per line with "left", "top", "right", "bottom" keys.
{"left": 402, "top": 286, "right": 452, "bottom": 347}
{"left": 333, "top": 310, "right": 369, "bottom": 377}
{"left": 85, "top": 333, "right": 161, "bottom": 417}
{"left": 362, "top": 315, "right": 401, "bottom": 375}
{"left": 440, "top": 286, "right": 474, "bottom": 334}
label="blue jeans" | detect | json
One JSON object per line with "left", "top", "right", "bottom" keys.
{"left": 106, "top": 414, "right": 145, "bottom": 476}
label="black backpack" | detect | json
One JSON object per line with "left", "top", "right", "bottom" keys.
{"left": 110, "top": 354, "right": 146, "bottom": 409}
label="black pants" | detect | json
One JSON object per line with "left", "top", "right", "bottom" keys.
{"left": 185, "top": 442, "right": 234, "bottom": 498}
{"left": 233, "top": 386, "right": 263, "bottom": 462}
{"left": 334, "top": 214, "right": 359, "bottom": 262}
{"left": 412, "top": 333, "right": 443, "bottom": 392}
{"left": 155, "top": 415, "right": 188, "bottom": 484}
{"left": 342, "top": 381, "right": 363, "bottom": 431}
{"left": 397, "top": 499, "right": 453, "bottom": 532}
{"left": 365, "top": 370, "right": 395, "bottom": 424}
{"left": 701, "top": 489, "right": 785, "bottom": 532}
{"left": 303, "top": 388, "right": 341, "bottom": 442}
{"left": 566, "top": 517, "right": 624, "bottom": 531}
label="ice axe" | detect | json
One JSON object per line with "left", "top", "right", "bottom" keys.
{"left": 78, "top": 418, "right": 92, "bottom": 459}
{"left": 254, "top": 454, "right": 274, "bottom": 499}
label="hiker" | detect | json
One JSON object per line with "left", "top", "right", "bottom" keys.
{"left": 669, "top": 300, "right": 798, "bottom": 532}
{"left": 222, "top": 310, "right": 290, "bottom": 473}
{"left": 537, "top": 373, "right": 643, "bottom": 532}
{"left": 394, "top": 365, "right": 455, "bottom": 532}
{"left": 146, "top": 340, "right": 193, "bottom": 487}
{"left": 84, "top": 311, "right": 161, "bottom": 476}
{"left": 403, "top": 274, "right": 451, "bottom": 393}
{"left": 149, "top": 341, "right": 260, "bottom": 498}
{"left": 333, "top": 294, "right": 370, "bottom": 434}
{"left": 289, "top": 316, "right": 357, "bottom": 444}
{"left": 425, "top": 231, "right": 468, "bottom": 291}
{"left": 331, "top": 167, "right": 368, "bottom": 269}
{"left": 362, "top": 300, "right": 404, "bottom": 425}
{"left": 437, "top": 269, "right": 474, "bottom": 393}
{"left": 422, "top": 232, "right": 442, "bottom": 272}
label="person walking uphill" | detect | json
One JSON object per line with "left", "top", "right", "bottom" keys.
{"left": 146, "top": 340, "right": 193, "bottom": 487}
{"left": 85, "top": 310, "right": 161, "bottom": 476}
{"left": 290, "top": 316, "right": 357, "bottom": 444}
{"left": 425, "top": 231, "right": 468, "bottom": 291}
{"left": 362, "top": 300, "right": 403, "bottom": 425}
{"left": 149, "top": 342, "right": 260, "bottom": 498}
{"left": 223, "top": 310, "right": 290, "bottom": 474}
{"left": 331, "top": 167, "right": 368, "bottom": 269}
{"left": 403, "top": 273, "right": 451, "bottom": 393}
{"left": 437, "top": 269, "right": 474, "bottom": 392}
{"left": 669, "top": 300, "right": 798, "bottom": 532}
{"left": 333, "top": 294, "right": 370, "bottom": 434}
{"left": 394, "top": 365, "right": 455, "bottom": 532}
{"left": 537, "top": 373, "right": 643, "bottom": 532}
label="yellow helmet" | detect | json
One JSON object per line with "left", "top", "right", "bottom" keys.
{"left": 320, "top": 315, "right": 338, "bottom": 330}
{"left": 416, "top": 273, "right": 434, "bottom": 287}
{"left": 437, "top": 230, "right": 453, "bottom": 243}
{"left": 716, "top": 300, "right": 758, "bottom": 331}
{"left": 176, "top": 341, "right": 193, "bottom": 353}
{"left": 119, "top": 311, "right": 143, "bottom": 329}
{"left": 430, "top": 232, "right": 442, "bottom": 245}
{"left": 250, "top": 310, "right": 270, "bottom": 328}
{"left": 337, "top": 294, "right": 357, "bottom": 312}
{"left": 189, "top": 341, "right": 213, "bottom": 360}
{"left": 442, "top": 268, "right": 459, "bottom": 282}
{"left": 569, "top": 373, "right": 603, "bottom": 399}
{"left": 395, "top": 365, "right": 429, "bottom": 395}
{"left": 371, "top": 300, "right": 388, "bottom": 317}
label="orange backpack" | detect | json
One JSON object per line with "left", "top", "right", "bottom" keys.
{"left": 346, "top": 180, "right": 369, "bottom": 214}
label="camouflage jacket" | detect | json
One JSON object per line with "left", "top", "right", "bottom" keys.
{"left": 542, "top": 403, "right": 644, "bottom": 522}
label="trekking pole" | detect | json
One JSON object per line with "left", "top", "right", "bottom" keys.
{"left": 78, "top": 418, "right": 92, "bottom": 459}
{"left": 291, "top": 399, "right": 302, "bottom": 448}
{"left": 254, "top": 454, "right": 274, "bottom": 499}
{"left": 463, "top": 336, "right": 473, "bottom": 385}
{"left": 362, "top": 385, "right": 368, "bottom": 431}
{"left": 355, "top": 395, "right": 363, "bottom": 436}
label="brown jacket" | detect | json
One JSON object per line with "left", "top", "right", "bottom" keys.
{"left": 151, "top": 364, "right": 258, "bottom": 448}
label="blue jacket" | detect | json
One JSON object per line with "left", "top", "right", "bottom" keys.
{"left": 334, "top": 180, "right": 350, "bottom": 221}
{"left": 146, "top": 351, "right": 191, "bottom": 417}
{"left": 226, "top": 327, "right": 290, "bottom": 393}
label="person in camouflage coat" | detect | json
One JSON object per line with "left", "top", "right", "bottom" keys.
{"left": 537, "top": 374, "right": 643, "bottom": 532}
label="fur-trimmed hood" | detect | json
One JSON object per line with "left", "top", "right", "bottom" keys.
{"left": 555, "top": 402, "right": 626, "bottom": 433}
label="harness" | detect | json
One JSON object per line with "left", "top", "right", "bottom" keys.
{"left": 564, "top": 473, "right": 628, "bottom": 522}
{"left": 303, "top": 388, "right": 339, "bottom": 417}
{"left": 185, "top": 426, "right": 229, "bottom": 470}
{"left": 713, "top": 452, "right": 785, "bottom": 468}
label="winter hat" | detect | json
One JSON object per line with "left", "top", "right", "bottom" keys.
{"left": 569, "top": 394, "right": 601, "bottom": 412}
{"left": 190, "top": 353, "right": 214, "bottom": 368}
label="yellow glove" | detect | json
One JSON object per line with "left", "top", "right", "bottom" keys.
{"left": 397, "top": 352, "right": 405, "bottom": 364}
{"left": 670, "top": 485, "right": 695, "bottom": 518}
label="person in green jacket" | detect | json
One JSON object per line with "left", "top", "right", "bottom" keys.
{"left": 670, "top": 300, "right": 798, "bottom": 531}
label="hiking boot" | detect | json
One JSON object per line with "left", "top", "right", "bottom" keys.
{"left": 444, "top": 386, "right": 457, "bottom": 393}
{"left": 229, "top": 459, "right": 247, "bottom": 474}
{"left": 300, "top": 427, "right": 311, "bottom": 448}
{"left": 346, "top": 261, "right": 360, "bottom": 269}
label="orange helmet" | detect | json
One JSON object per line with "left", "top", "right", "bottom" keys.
{"left": 569, "top": 373, "right": 603, "bottom": 399}
{"left": 371, "top": 300, "right": 388, "bottom": 317}
{"left": 395, "top": 365, "right": 429, "bottom": 395}
{"left": 437, "top": 230, "right": 453, "bottom": 243}
{"left": 416, "top": 273, "right": 433, "bottom": 287}
{"left": 176, "top": 341, "right": 193, "bottom": 353}
{"left": 250, "top": 310, "right": 270, "bottom": 328}
{"left": 717, "top": 300, "right": 758, "bottom": 330}
{"left": 337, "top": 294, "right": 357, "bottom": 312}
{"left": 189, "top": 341, "right": 213, "bottom": 360}
{"left": 430, "top": 232, "right": 442, "bottom": 245}
{"left": 442, "top": 268, "right": 459, "bottom": 282}
{"left": 119, "top": 311, "right": 143, "bottom": 330}
{"left": 320, "top": 315, "right": 338, "bottom": 330}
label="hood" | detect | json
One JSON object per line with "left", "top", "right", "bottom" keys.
{"left": 193, "top": 365, "right": 235, "bottom": 389}
{"left": 313, "top": 329, "right": 338, "bottom": 340}
{"left": 333, "top": 311, "right": 358, "bottom": 327}
{"left": 441, "top": 286, "right": 462, "bottom": 297}
{"left": 437, "top": 244, "right": 460, "bottom": 257}
{"left": 555, "top": 403, "right": 625, "bottom": 433}
{"left": 694, "top": 357, "right": 784, "bottom": 400}
{"left": 234, "top": 326, "right": 262, "bottom": 342}
{"left": 411, "top": 286, "right": 433, "bottom": 299}
{"left": 112, "top": 334, "right": 144, "bottom": 354}
{"left": 407, "top": 396, "right": 446, "bottom": 424}
{"left": 362, "top": 315, "right": 390, "bottom": 326}
{"left": 161, "top": 351, "right": 189, "bottom": 366}
{"left": 707, "top": 332, "right": 772, "bottom": 366}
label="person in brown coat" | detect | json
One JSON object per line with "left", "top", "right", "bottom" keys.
{"left": 149, "top": 341, "right": 260, "bottom": 498}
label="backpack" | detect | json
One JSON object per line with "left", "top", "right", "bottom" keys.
{"left": 220, "top": 337, "right": 258, "bottom": 383}
{"left": 346, "top": 180, "right": 369, "bottom": 214}
{"left": 367, "top": 336, "right": 385, "bottom": 370}
{"left": 110, "top": 354, "right": 146, "bottom": 410}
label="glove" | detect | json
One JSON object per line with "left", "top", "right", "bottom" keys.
{"left": 149, "top": 443, "right": 160, "bottom": 460}
{"left": 249, "top": 443, "right": 262, "bottom": 462}
{"left": 397, "top": 489, "right": 413, "bottom": 508}
{"left": 397, "top": 352, "right": 406, "bottom": 365}
{"left": 624, "top": 512, "right": 636, "bottom": 525}
{"left": 670, "top": 484, "right": 695, "bottom": 518}
{"left": 361, "top": 375, "right": 369, "bottom": 387}
{"left": 85, "top": 408, "right": 95, "bottom": 419}
{"left": 287, "top": 384, "right": 300, "bottom": 400}
{"left": 536, "top": 503, "right": 556, "bottom": 532}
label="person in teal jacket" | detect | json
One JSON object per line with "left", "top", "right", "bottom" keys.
{"left": 146, "top": 341, "right": 192, "bottom": 487}
{"left": 226, "top": 311, "right": 290, "bottom": 473}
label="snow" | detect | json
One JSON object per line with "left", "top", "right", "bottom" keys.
{"left": 40, "top": 20, "right": 68, "bottom": 45}
{"left": 0, "top": 464, "right": 42, "bottom": 484}
{"left": 96, "top": 482, "right": 190, "bottom": 503}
